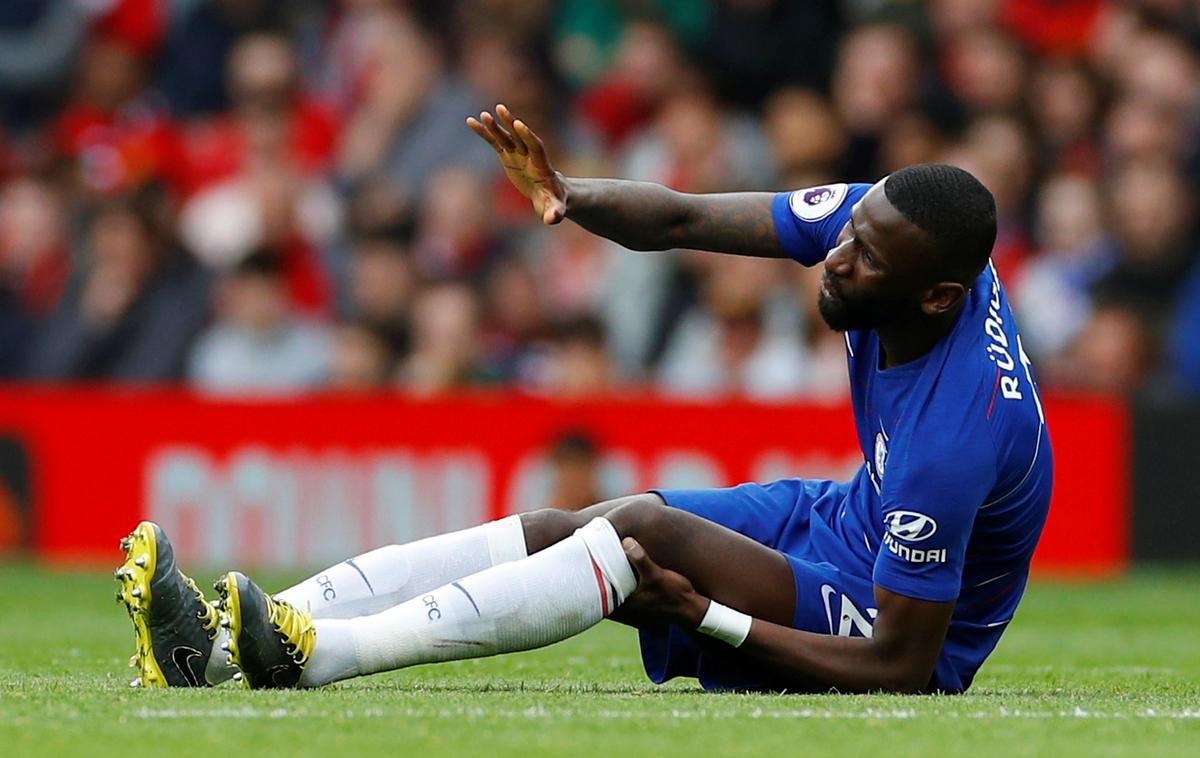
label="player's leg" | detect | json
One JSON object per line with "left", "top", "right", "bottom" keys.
{"left": 268, "top": 496, "right": 642, "bottom": 621}
{"left": 271, "top": 515, "right": 529, "bottom": 620}
{"left": 216, "top": 513, "right": 637, "bottom": 687}
{"left": 201, "top": 500, "right": 629, "bottom": 685}
{"left": 219, "top": 493, "right": 799, "bottom": 688}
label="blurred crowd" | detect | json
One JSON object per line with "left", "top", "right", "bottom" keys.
{"left": 0, "top": 0, "right": 1198, "bottom": 399}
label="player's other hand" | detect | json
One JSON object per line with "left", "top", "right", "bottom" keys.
{"left": 620, "top": 537, "right": 707, "bottom": 627}
{"left": 467, "top": 104, "right": 566, "bottom": 225}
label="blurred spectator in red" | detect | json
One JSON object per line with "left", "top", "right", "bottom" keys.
{"left": 94, "top": 0, "right": 165, "bottom": 57}
{"left": 181, "top": 31, "right": 338, "bottom": 194}
{"left": 328, "top": 320, "right": 395, "bottom": 392}
{"left": 1001, "top": 0, "right": 1104, "bottom": 57}
{"left": 188, "top": 250, "right": 329, "bottom": 394}
{"left": 53, "top": 34, "right": 184, "bottom": 195}
{"left": 0, "top": 176, "right": 68, "bottom": 316}
{"left": 574, "top": 20, "right": 694, "bottom": 150}
{"left": 178, "top": 34, "right": 339, "bottom": 315}
{"left": 547, "top": 431, "right": 602, "bottom": 511}
{"left": 26, "top": 187, "right": 209, "bottom": 380}
{"left": 0, "top": 176, "right": 69, "bottom": 373}
{"left": 399, "top": 280, "right": 493, "bottom": 394}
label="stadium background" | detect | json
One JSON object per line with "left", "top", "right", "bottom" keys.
{"left": 0, "top": 0, "right": 1195, "bottom": 570}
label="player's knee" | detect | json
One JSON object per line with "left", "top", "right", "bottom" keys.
{"left": 520, "top": 507, "right": 588, "bottom": 553}
{"left": 604, "top": 494, "right": 670, "bottom": 542}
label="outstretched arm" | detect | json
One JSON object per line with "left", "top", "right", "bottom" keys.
{"left": 467, "top": 104, "right": 787, "bottom": 259}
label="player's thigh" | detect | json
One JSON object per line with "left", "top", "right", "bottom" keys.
{"left": 649, "top": 479, "right": 817, "bottom": 548}
{"left": 520, "top": 494, "right": 652, "bottom": 553}
{"left": 522, "top": 478, "right": 818, "bottom": 554}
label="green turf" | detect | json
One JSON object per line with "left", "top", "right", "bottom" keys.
{"left": 1, "top": 564, "right": 1197, "bottom": 757}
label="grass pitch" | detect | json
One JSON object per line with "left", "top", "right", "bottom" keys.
{"left": 1, "top": 565, "right": 1197, "bottom": 757}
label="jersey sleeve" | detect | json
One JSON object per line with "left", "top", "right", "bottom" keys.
{"left": 771, "top": 182, "right": 871, "bottom": 266}
{"left": 872, "top": 429, "right": 997, "bottom": 603}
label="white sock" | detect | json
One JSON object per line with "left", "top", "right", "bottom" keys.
{"left": 273, "top": 515, "right": 528, "bottom": 619}
{"left": 298, "top": 517, "right": 636, "bottom": 687}
{"left": 212, "top": 515, "right": 527, "bottom": 681}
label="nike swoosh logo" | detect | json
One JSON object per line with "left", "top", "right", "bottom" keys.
{"left": 269, "top": 664, "right": 299, "bottom": 688}
{"left": 171, "top": 646, "right": 204, "bottom": 687}
{"left": 820, "top": 584, "right": 837, "bottom": 636}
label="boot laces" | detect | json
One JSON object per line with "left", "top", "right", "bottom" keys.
{"left": 266, "top": 596, "right": 315, "bottom": 665}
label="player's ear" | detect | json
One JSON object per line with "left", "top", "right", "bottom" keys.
{"left": 921, "top": 282, "right": 966, "bottom": 317}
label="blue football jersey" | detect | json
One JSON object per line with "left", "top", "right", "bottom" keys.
{"left": 771, "top": 183, "right": 1053, "bottom": 690}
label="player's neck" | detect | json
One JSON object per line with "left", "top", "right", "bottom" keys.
{"left": 874, "top": 308, "right": 961, "bottom": 369}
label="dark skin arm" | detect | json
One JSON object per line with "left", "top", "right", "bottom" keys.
{"left": 622, "top": 537, "right": 954, "bottom": 694}
{"left": 467, "top": 104, "right": 788, "bottom": 259}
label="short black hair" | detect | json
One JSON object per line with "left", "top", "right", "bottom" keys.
{"left": 552, "top": 315, "right": 606, "bottom": 347}
{"left": 883, "top": 164, "right": 996, "bottom": 285}
{"left": 550, "top": 431, "right": 598, "bottom": 462}
{"left": 233, "top": 248, "right": 284, "bottom": 279}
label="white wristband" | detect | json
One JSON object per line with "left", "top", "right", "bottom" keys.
{"left": 696, "top": 600, "right": 752, "bottom": 647}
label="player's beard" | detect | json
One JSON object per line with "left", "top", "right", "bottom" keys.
{"left": 817, "top": 275, "right": 913, "bottom": 332}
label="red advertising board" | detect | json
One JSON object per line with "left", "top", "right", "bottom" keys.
{"left": 0, "top": 388, "right": 1127, "bottom": 573}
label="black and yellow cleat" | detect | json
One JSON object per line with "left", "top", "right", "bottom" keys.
{"left": 115, "top": 522, "right": 220, "bottom": 687}
{"left": 214, "top": 571, "right": 315, "bottom": 689}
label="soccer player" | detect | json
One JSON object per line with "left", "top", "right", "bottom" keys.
{"left": 115, "top": 104, "right": 1051, "bottom": 693}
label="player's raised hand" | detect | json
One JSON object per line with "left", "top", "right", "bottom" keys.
{"left": 467, "top": 104, "right": 566, "bottom": 225}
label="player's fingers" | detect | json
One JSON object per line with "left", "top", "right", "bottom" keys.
{"left": 494, "top": 104, "right": 527, "bottom": 155}
{"left": 514, "top": 120, "right": 553, "bottom": 172}
{"left": 480, "top": 111, "right": 517, "bottom": 153}
{"left": 622, "top": 538, "right": 655, "bottom": 580}
{"left": 466, "top": 117, "right": 502, "bottom": 153}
